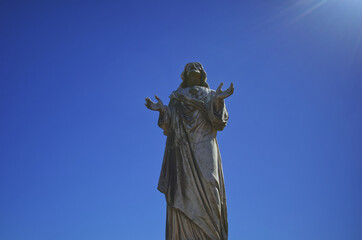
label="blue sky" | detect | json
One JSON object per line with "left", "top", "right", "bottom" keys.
{"left": 0, "top": 0, "right": 361, "bottom": 239}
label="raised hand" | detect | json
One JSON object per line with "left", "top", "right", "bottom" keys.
{"left": 145, "top": 95, "right": 165, "bottom": 112}
{"left": 215, "top": 82, "right": 234, "bottom": 101}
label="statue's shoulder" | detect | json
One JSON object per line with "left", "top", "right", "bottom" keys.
{"left": 197, "top": 86, "right": 215, "bottom": 97}
{"left": 169, "top": 88, "right": 182, "bottom": 99}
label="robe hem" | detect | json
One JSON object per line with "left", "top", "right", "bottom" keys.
{"left": 163, "top": 195, "right": 215, "bottom": 240}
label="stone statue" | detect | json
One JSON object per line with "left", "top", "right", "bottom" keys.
{"left": 145, "top": 62, "right": 234, "bottom": 240}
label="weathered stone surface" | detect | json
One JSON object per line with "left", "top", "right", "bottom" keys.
{"left": 145, "top": 62, "right": 234, "bottom": 240}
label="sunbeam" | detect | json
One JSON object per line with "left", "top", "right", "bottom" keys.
{"left": 290, "top": 0, "right": 329, "bottom": 24}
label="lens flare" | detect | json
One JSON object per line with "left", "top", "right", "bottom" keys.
{"left": 291, "top": 0, "right": 329, "bottom": 23}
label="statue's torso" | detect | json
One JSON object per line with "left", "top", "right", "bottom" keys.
{"left": 170, "top": 86, "right": 216, "bottom": 143}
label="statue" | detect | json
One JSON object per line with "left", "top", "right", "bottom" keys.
{"left": 145, "top": 62, "right": 234, "bottom": 240}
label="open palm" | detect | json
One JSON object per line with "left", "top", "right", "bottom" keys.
{"left": 215, "top": 82, "right": 234, "bottom": 100}
{"left": 145, "top": 95, "right": 164, "bottom": 112}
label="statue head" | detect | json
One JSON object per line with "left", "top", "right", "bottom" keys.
{"left": 180, "top": 62, "right": 209, "bottom": 88}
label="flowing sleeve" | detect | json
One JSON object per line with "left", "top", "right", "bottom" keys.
{"left": 210, "top": 94, "right": 229, "bottom": 131}
{"left": 158, "top": 105, "right": 171, "bottom": 136}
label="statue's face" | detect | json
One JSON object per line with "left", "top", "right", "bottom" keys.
{"left": 185, "top": 63, "right": 201, "bottom": 73}
{"left": 184, "top": 63, "right": 202, "bottom": 87}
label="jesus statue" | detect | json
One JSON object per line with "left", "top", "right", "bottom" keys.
{"left": 145, "top": 62, "right": 234, "bottom": 240}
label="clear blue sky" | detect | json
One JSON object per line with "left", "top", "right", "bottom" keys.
{"left": 1, "top": 1, "right": 361, "bottom": 239}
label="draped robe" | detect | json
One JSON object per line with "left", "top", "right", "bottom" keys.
{"left": 157, "top": 86, "right": 228, "bottom": 240}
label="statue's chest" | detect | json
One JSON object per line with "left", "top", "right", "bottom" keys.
{"left": 171, "top": 87, "right": 212, "bottom": 122}
{"left": 179, "top": 102, "right": 201, "bottom": 120}
{"left": 186, "top": 87, "right": 209, "bottom": 102}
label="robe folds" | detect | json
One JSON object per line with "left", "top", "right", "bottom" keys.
{"left": 157, "top": 86, "right": 229, "bottom": 240}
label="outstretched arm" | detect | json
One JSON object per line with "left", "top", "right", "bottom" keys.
{"left": 145, "top": 95, "right": 170, "bottom": 135}
{"left": 214, "top": 82, "right": 234, "bottom": 111}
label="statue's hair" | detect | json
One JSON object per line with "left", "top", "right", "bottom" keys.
{"left": 180, "top": 62, "right": 209, "bottom": 88}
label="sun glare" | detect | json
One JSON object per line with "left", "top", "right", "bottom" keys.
{"left": 292, "top": 0, "right": 329, "bottom": 22}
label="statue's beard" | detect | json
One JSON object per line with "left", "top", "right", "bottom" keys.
{"left": 185, "top": 71, "right": 201, "bottom": 86}
{"left": 187, "top": 70, "right": 201, "bottom": 79}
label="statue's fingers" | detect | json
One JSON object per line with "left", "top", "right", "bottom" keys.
{"left": 155, "top": 95, "right": 163, "bottom": 104}
{"left": 145, "top": 103, "right": 152, "bottom": 109}
{"left": 228, "top": 83, "right": 234, "bottom": 93}
{"left": 217, "top": 82, "right": 224, "bottom": 91}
